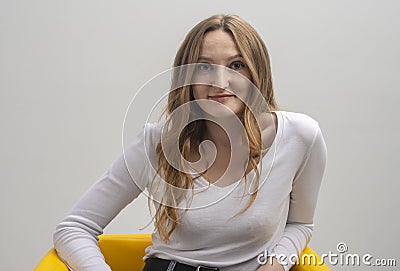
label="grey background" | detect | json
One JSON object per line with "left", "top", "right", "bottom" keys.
{"left": 1, "top": 0, "right": 399, "bottom": 270}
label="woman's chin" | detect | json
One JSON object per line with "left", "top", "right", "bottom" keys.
{"left": 195, "top": 100, "right": 243, "bottom": 119}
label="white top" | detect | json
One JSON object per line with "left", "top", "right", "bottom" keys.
{"left": 53, "top": 111, "right": 327, "bottom": 271}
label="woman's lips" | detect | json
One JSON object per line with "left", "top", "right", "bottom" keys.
{"left": 208, "top": 94, "right": 235, "bottom": 103}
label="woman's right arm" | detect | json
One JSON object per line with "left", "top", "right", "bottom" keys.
{"left": 53, "top": 125, "right": 154, "bottom": 271}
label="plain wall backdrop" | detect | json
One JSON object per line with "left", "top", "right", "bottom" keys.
{"left": 1, "top": 0, "right": 399, "bottom": 270}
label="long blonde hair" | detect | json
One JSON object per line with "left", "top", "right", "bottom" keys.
{"left": 151, "top": 14, "right": 278, "bottom": 241}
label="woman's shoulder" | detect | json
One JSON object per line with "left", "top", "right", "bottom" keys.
{"left": 277, "top": 110, "right": 322, "bottom": 144}
{"left": 279, "top": 110, "right": 319, "bottom": 125}
{"left": 124, "top": 121, "right": 164, "bottom": 156}
{"left": 142, "top": 121, "right": 164, "bottom": 141}
{"left": 144, "top": 120, "right": 163, "bottom": 132}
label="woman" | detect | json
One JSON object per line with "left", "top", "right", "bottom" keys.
{"left": 54, "top": 14, "right": 327, "bottom": 271}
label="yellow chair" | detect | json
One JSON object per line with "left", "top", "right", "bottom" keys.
{"left": 34, "top": 234, "right": 331, "bottom": 271}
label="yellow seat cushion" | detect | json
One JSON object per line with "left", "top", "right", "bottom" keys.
{"left": 34, "top": 234, "right": 330, "bottom": 271}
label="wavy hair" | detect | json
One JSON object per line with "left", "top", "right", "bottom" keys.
{"left": 150, "top": 14, "right": 278, "bottom": 241}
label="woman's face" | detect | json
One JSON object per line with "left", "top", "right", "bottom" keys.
{"left": 191, "top": 29, "right": 252, "bottom": 118}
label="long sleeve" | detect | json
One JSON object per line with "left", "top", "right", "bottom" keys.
{"left": 53, "top": 125, "right": 154, "bottom": 271}
{"left": 271, "top": 124, "right": 327, "bottom": 270}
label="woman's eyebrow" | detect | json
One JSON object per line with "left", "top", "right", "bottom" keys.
{"left": 198, "top": 54, "right": 243, "bottom": 61}
{"left": 227, "top": 54, "right": 243, "bottom": 60}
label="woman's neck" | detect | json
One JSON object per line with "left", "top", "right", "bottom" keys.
{"left": 203, "top": 117, "right": 244, "bottom": 150}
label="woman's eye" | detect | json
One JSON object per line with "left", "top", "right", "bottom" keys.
{"left": 197, "top": 63, "right": 212, "bottom": 71}
{"left": 230, "top": 61, "right": 245, "bottom": 70}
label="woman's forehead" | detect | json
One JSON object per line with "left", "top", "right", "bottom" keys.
{"left": 199, "top": 30, "right": 240, "bottom": 59}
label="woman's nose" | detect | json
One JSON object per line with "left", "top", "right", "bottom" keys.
{"left": 212, "top": 66, "right": 230, "bottom": 90}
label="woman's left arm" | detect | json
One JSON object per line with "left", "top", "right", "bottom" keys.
{"left": 258, "top": 124, "right": 328, "bottom": 271}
